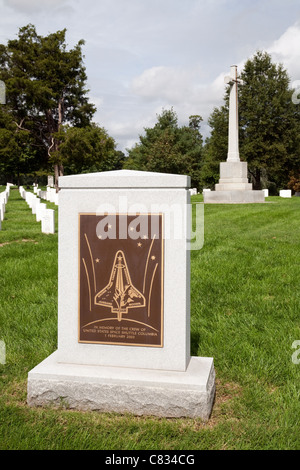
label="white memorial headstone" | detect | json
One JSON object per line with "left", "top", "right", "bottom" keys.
{"left": 36, "top": 202, "right": 47, "bottom": 222}
{"left": 27, "top": 170, "right": 215, "bottom": 420}
{"left": 31, "top": 196, "right": 38, "bottom": 215}
{"left": 48, "top": 175, "right": 54, "bottom": 187}
{"left": 41, "top": 209, "right": 55, "bottom": 234}
{"left": 279, "top": 190, "right": 292, "bottom": 198}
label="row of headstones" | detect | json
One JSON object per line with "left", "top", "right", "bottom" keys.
{"left": 19, "top": 186, "right": 55, "bottom": 234}
{"left": 0, "top": 184, "right": 13, "bottom": 230}
{"left": 33, "top": 184, "right": 59, "bottom": 205}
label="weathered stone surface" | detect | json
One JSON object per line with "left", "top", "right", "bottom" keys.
{"left": 27, "top": 352, "right": 215, "bottom": 420}
{"left": 204, "top": 190, "right": 265, "bottom": 204}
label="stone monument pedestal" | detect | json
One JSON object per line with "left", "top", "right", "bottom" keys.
{"left": 27, "top": 170, "right": 215, "bottom": 420}
{"left": 28, "top": 351, "right": 215, "bottom": 419}
{"left": 204, "top": 161, "right": 265, "bottom": 203}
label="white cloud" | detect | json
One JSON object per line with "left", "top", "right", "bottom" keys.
{"left": 267, "top": 22, "right": 300, "bottom": 82}
{"left": 130, "top": 65, "right": 227, "bottom": 128}
{"left": 131, "top": 66, "right": 196, "bottom": 104}
{"left": 3, "top": 0, "right": 69, "bottom": 13}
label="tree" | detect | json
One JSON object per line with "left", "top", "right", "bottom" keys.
{"left": 0, "top": 106, "right": 38, "bottom": 184}
{"left": 202, "top": 51, "right": 300, "bottom": 191}
{"left": 200, "top": 105, "right": 228, "bottom": 189}
{"left": 56, "top": 124, "right": 125, "bottom": 175}
{"left": 239, "top": 51, "right": 300, "bottom": 189}
{"left": 0, "top": 24, "right": 96, "bottom": 188}
{"left": 125, "top": 108, "right": 203, "bottom": 188}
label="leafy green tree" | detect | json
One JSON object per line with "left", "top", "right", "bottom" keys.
{"left": 200, "top": 105, "right": 228, "bottom": 189}
{"left": 125, "top": 108, "right": 203, "bottom": 188}
{"left": 0, "top": 24, "right": 96, "bottom": 187}
{"left": 202, "top": 51, "right": 300, "bottom": 191}
{"left": 0, "top": 106, "right": 38, "bottom": 184}
{"left": 239, "top": 51, "right": 300, "bottom": 189}
{"left": 56, "top": 124, "right": 125, "bottom": 175}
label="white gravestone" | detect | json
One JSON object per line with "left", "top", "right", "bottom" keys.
{"left": 204, "top": 65, "right": 265, "bottom": 204}
{"left": 27, "top": 169, "right": 215, "bottom": 420}
{"left": 48, "top": 176, "right": 54, "bottom": 187}
{"left": 189, "top": 188, "right": 197, "bottom": 196}
{"left": 41, "top": 209, "right": 55, "bottom": 234}
{"left": 280, "top": 190, "right": 292, "bottom": 198}
{"left": 36, "top": 203, "right": 47, "bottom": 222}
{"left": 0, "top": 195, "right": 5, "bottom": 215}
{"left": 31, "top": 196, "right": 38, "bottom": 215}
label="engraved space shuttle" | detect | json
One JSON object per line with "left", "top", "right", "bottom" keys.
{"left": 94, "top": 250, "right": 146, "bottom": 322}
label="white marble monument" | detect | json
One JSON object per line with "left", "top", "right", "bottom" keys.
{"left": 41, "top": 208, "right": 55, "bottom": 234}
{"left": 27, "top": 170, "right": 215, "bottom": 420}
{"left": 280, "top": 190, "right": 292, "bottom": 198}
{"left": 204, "top": 65, "right": 265, "bottom": 204}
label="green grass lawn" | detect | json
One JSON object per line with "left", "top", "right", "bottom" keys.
{"left": 0, "top": 188, "right": 300, "bottom": 450}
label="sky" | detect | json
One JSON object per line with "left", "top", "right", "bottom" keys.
{"left": 0, "top": 0, "right": 300, "bottom": 152}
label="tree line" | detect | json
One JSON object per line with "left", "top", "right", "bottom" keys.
{"left": 0, "top": 25, "right": 299, "bottom": 193}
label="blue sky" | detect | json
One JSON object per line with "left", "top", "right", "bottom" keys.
{"left": 1, "top": 0, "right": 300, "bottom": 152}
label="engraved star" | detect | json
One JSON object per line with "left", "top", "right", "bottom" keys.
{"left": 151, "top": 256, "right": 156, "bottom": 260}
{"left": 137, "top": 242, "right": 142, "bottom": 247}
{"left": 95, "top": 258, "right": 100, "bottom": 263}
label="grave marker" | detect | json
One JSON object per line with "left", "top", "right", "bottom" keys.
{"left": 41, "top": 209, "right": 55, "bottom": 234}
{"left": 280, "top": 190, "right": 292, "bottom": 198}
{"left": 27, "top": 170, "right": 215, "bottom": 419}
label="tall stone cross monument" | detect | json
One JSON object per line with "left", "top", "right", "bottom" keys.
{"left": 204, "top": 65, "right": 265, "bottom": 204}
{"left": 225, "top": 64, "right": 242, "bottom": 163}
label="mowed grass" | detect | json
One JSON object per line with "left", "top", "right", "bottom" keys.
{"left": 0, "top": 188, "right": 300, "bottom": 450}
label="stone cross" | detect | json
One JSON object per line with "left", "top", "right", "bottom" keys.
{"left": 224, "top": 65, "right": 243, "bottom": 163}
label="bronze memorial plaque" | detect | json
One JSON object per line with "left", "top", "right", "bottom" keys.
{"left": 78, "top": 214, "right": 163, "bottom": 347}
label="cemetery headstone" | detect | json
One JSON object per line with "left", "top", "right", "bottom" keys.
{"left": 279, "top": 190, "right": 292, "bottom": 198}
{"left": 48, "top": 176, "right": 54, "bottom": 187}
{"left": 263, "top": 189, "right": 269, "bottom": 197}
{"left": 36, "top": 203, "right": 47, "bottom": 222}
{"left": 31, "top": 196, "right": 38, "bottom": 215}
{"left": 41, "top": 209, "right": 55, "bottom": 234}
{"left": 27, "top": 170, "right": 215, "bottom": 420}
